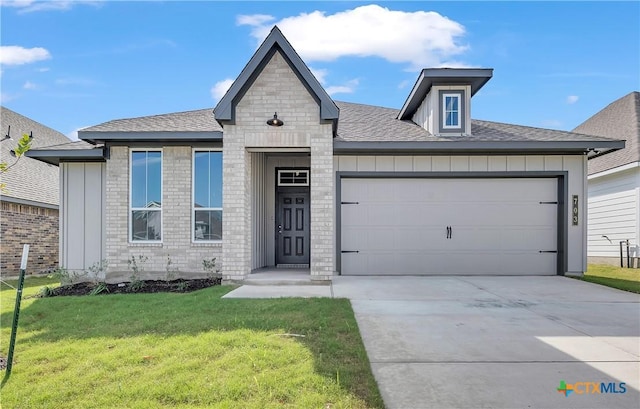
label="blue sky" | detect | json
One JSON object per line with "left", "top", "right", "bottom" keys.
{"left": 1, "top": 1, "right": 638, "bottom": 140}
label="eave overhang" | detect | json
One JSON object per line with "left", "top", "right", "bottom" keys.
{"left": 26, "top": 147, "right": 106, "bottom": 166}
{"left": 79, "top": 131, "right": 223, "bottom": 144}
{"left": 333, "top": 139, "right": 625, "bottom": 156}
{"left": 398, "top": 68, "right": 494, "bottom": 120}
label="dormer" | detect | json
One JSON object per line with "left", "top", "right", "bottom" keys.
{"left": 398, "top": 68, "right": 493, "bottom": 136}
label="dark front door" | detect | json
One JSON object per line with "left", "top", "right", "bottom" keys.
{"left": 276, "top": 191, "right": 310, "bottom": 265}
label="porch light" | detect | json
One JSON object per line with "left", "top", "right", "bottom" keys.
{"left": 267, "top": 112, "right": 284, "bottom": 127}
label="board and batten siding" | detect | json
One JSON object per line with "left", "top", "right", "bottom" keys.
{"left": 334, "top": 154, "right": 588, "bottom": 274}
{"left": 587, "top": 166, "right": 640, "bottom": 260}
{"left": 60, "top": 162, "right": 107, "bottom": 276}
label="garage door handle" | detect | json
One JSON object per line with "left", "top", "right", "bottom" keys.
{"left": 539, "top": 250, "right": 558, "bottom": 253}
{"left": 446, "top": 226, "right": 452, "bottom": 239}
{"left": 341, "top": 250, "right": 359, "bottom": 254}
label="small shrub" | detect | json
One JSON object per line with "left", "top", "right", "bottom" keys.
{"left": 165, "top": 254, "right": 179, "bottom": 281}
{"left": 127, "top": 255, "right": 148, "bottom": 291}
{"left": 89, "top": 282, "right": 109, "bottom": 296}
{"left": 51, "top": 267, "right": 87, "bottom": 285}
{"left": 175, "top": 281, "right": 189, "bottom": 292}
{"left": 38, "top": 286, "right": 54, "bottom": 298}
{"left": 202, "top": 258, "right": 221, "bottom": 279}
{"left": 87, "top": 259, "right": 109, "bottom": 282}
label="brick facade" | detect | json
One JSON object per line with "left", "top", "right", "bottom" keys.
{"left": 0, "top": 201, "right": 59, "bottom": 274}
{"left": 222, "top": 50, "right": 335, "bottom": 280}
{"left": 104, "top": 146, "right": 222, "bottom": 282}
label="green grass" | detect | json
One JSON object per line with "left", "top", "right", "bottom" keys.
{"left": 579, "top": 264, "right": 640, "bottom": 294}
{"left": 1, "top": 277, "right": 383, "bottom": 408}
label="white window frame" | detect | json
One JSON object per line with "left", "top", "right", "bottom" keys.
{"left": 277, "top": 169, "right": 309, "bottom": 187}
{"left": 442, "top": 93, "right": 461, "bottom": 129}
{"left": 129, "top": 149, "right": 163, "bottom": 243}
{"left": 192, "top": 149, "right": 223, "bottom": 243}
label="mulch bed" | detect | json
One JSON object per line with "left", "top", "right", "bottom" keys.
{"left": 45, "top": 278, "right": 222, "bottom": 297}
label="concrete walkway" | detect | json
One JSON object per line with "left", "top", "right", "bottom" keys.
{"left": 224, "top": 276, "right": 640, "bottom": 408}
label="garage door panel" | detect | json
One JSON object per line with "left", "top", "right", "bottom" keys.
{"left": 341, "top": 178, "right": 559, "bottom": 276}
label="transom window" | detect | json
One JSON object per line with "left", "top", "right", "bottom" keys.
{"left": 130, "top": 150, "right": 162, "bottom": 242}
{"left": 443, "top": 93, "right": 460, "bottom": 129}
{"left": 278, "top": 170, "right": 309, "bottom": 186}
{"left": 193, "top": 151, "right": 222, "bottom": 242}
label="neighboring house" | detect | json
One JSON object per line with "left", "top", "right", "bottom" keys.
{"left": 0, "top": 107, "right": 74, "bottom": 274}
{"left": 27, "top": 27, "right": 624, "bottom": 282}
{"left": 573, "top": 91, "right": 640, "bottom": 266}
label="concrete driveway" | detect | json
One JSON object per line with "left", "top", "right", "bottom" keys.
{"left": 332, "top": 276, "right": 640, "bottom": 409}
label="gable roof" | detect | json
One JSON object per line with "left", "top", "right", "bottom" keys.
{"left": 52, "top": 101, "right": 621, "bottom": 156}
{"left": 0, "top": 106, "right": 72, "bottom": 207}
{"left": 213, "top": 26, "right": 339, "bottom": 127}
{"left": 572, "top": 91, "right": 640, "bottom": 175}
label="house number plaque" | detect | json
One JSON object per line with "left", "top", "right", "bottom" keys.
{"left": 572, "top": 195, "right": 579, "bottom": 226}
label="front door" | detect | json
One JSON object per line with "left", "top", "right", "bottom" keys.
{"left": 276, "top": 191, "right": 310, "bottom": 265}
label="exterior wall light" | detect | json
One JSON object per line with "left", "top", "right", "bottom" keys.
{"left": 267, "top": 112, "right": 284, "bottom": 127}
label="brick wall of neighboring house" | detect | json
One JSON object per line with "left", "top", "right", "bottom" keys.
{"left": 0, "top": 201, "right": 59, "bottom": 274}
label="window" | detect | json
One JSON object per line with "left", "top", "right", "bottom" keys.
{"left": 130, "top": 150, "right": 162, "bottom": 242}
{"left": 277, "top": 169, "right": 309, "bottom": 186}
{"left": 193, "top": 151, "right": 222, "bottom": 242}
{"left": 443, "top": 93, "right": 460, "bottom": 129}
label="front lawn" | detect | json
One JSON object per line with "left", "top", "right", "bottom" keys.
{"left": 1, "top": 277, "right": 383, "bottom": 408}
{"left": 579, "top": 264, "right": 640, "bottom": 294}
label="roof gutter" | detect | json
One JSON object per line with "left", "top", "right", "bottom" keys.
{"left": 333, "top": 140, "right": 625, "bottom": 155}
{"left": 25, "top": 147, "right": 106, "bottom": 166}
{"left": 79, "top": 131, "right": 223, "bottom": 144}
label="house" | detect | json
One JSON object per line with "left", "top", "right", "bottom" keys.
{"left": 573, "top": 91, "right": 640, "bottom": 266}
{"left": 0, "top": 107, "right": 75, "bottom": 274}
{"left": 26, "top": 27, "right": 624, "bottom": 282}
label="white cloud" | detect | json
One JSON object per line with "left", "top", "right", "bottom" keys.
{"left": 0, "top": 92, "right": 16, "bottom": 104}
{"left": 309, "top": 67, "right": 328, "bottom": 85}
{"left": 66, "top": 126, "right": 88, "bottom": 141}
{"left": 238, "top": 4, "right": 469, "bottom": 70}
{"left": 397, "top": 79, "right": 411, "bottom": 89}
{"left": 36, "top": 67, "right": 50, "bottom": 72}
{"left": 566, "top": 95, "right": 579, "bottom": 104}
{"left": 0, "top": 45, "right": 51, "bottom": 65}
{"left": 211, "top": 78, "right": 234, "bottom": 101}
{"left": 236, "top": 14, "right": 275, "bottom": 27}
{"left": 23, "top": 80, "right": 37, "bottom": 90}
{"left": 325, "top": 79, "right": 359, "bottom": 96}
{"left": 2, "top": 0, "right": 102, "bottom": 13}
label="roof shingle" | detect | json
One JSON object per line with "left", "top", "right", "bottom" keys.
{"left": 0, "top": 106, "right": 72, "bottom": 206}
{"left": 572, "top": 91, "right": 640, "bottom": 175}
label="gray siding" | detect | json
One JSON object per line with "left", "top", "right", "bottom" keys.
{"left": 61, "top": 162, "right": 106, "bottom": 276}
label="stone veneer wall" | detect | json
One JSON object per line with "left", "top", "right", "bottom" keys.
{"left": 105, "top": 146, "right": 222, "bottom": 282}
{"left": 222, "top": 50, "right": 335, "bottom": 280}
{"left": 0, "top": 201, "right": 59, "bottom": 274}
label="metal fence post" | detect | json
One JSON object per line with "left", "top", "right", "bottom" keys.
{"left": 1, "top": 244, "right": 29, "bottom": 389}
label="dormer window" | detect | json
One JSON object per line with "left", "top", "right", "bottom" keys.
{"left": 443, "top": 94, "right": 460, "bottom": 128}
{"left": 438, "top": 89, "right": 466, "bottom": 134}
